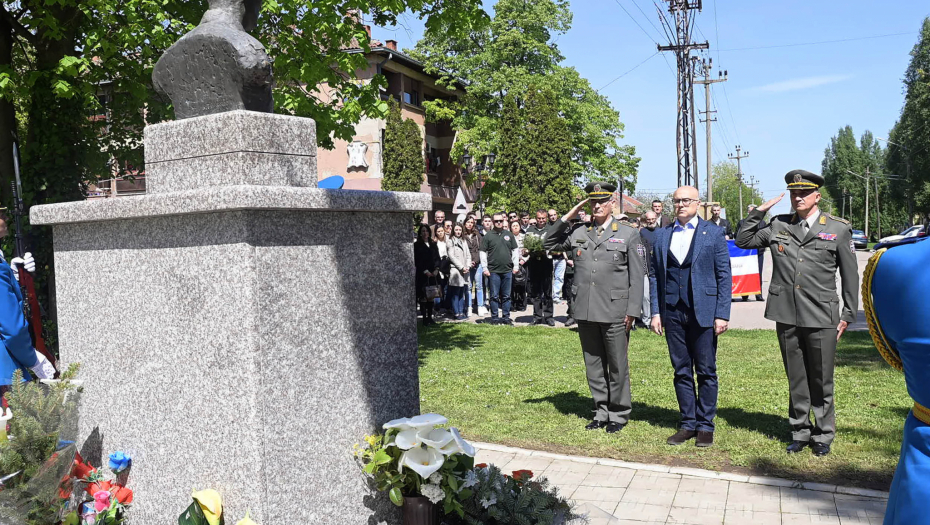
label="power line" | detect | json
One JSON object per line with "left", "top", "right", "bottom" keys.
{"left": 629, "top": 0, "right": 665, "bottom": 41}
{"left": 613, "top": 0, "right": 662, "bottom": 46}
{"left": 598, "top": 51, "right": 661, "bottom": 91}
{"left": 718, "top": 31, "right": 914, "bottom": 52}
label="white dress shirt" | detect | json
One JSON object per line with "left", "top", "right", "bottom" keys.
{"left": 670, "top": 215, "right": 699, "bottom": 263}
{"left": 801, "top": 210, "right": 820, "bottom": 234}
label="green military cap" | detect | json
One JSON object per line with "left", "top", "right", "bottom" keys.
{"left": 585, "top": 181, "right": 616, "bottom": 201}
{"left": 785, "top": 170, "right": 824, "bottom": 190}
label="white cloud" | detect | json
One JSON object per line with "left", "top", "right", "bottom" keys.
{"left": 751, "top": 75, "right": 853, "bottom": 93}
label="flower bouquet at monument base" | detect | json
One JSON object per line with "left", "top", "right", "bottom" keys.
{"left": 355, "top": 413, "right": 578, "bottom": 525}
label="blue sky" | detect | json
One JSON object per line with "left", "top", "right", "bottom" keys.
{"left": 372, "top": 0, "right": 930, "bottom": 216}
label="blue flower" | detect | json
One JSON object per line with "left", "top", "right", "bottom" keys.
{"left": 108, "top": 451, "right": 131, "bottom": 473}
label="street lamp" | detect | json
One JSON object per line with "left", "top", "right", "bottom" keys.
{"left": 877, "top": 137, "right": 913, "bottom": 226}
{"left": 461, "top": 152, "right": 496, "bottom": 217}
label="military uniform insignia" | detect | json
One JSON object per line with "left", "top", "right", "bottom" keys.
{"left": 637, "top": 243, "right": 646, "bottom": 259}
{"left": 504, "top": 235, "right": 510, "bottom": 241}
{"left": 849, "top": 240, "right": 856, "bottom": 254}
{"left": 817, "top": 233, "right": 837, "bottom": 241}
{"left": 608, "top": 238, "right": 621, "bottom": 243}
{"left": 594, "top": 183, "right": 602, "bottom": 193}
{"left": 612, "top": 222, "right": 618, "bottom": 232}
{"left": 776, "top": 230, "right": 790, "bottom": 239}
{"left": 794, "top": 173, "right": 804, "bottom": 183}
{"left": 827, "top": 213, "right": 850, "bottom": 225}
{"left": 577, "top": 249, "right": 582, "bottom": 257}
{"left": 576, "top": 238, "right": 586, "bottom": 244}
{"left": 819, "top": 215, "right": 827, "bottom": 225}
{"left": 778, "top": 245, "right": 785, "bottom": 253}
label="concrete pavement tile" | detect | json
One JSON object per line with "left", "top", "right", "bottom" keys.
{"left": 671, "top": 467, "right": 722, "bottom": 479}
{"left": 546, "top": 459, "right": 596, "bottom": 474}
{"left": 834, "top": 487, "right": 888, "bottom": 499}
{"left": 623, "top": 488, "right": 678, "bottom": 506}
{"left": 570, "top": 500, "right": 621, "bottom": 516}
{"left": 780, "top": 488, "right": 838, "bottom": 516}
{"left": 750, "top": 476, "right": 804, "bottom": 488}
{"left": 781, "top": 514, "right": 841, "bottom": 524}
{"left": 614, "top": 501, "right": 672, "bottom": 522}
{"left": 667, "top": 505, "right": 725, "bottom": 524}
{"left": 678, "top": 478, "right": 730, "bottom": 495}
{"left": 473, "top": 450, "right": 515, "bottom": 467}
{"left": 630, "top": 470, "right": 683, "bottom": 490}
{"left": 673, "top": 491, "right": 728, "bottom": 511}
{"left": 572, "top": 486, "right": 626, "bottom": 503}
{"left": 500, "top": 456, "right": 554, "bottom": 472}
{"left": 554, "top": 484, "right": 579, "bottom": 499}
{"left": 582, "top": 465, "right": 637, "bottom": 488}
{"left": 801, "top": 482, "right": 838, "bottom": 493}
{"left": 717, "top": 472, "right": 750, "bottom": 483}
{"left": 724, "top": 509, "right": 781, "bottom": 524}
{"left": 544, "top": 469, "right": 591, "bottom": 485}
{"left": 725, "top": 483, "right": 781, "bottom": 513}
{"left": 834, "top": 494, "right": 886, "bottom": 519}
{"left": 609, "top": 521, "right": 667, "bottom": 525}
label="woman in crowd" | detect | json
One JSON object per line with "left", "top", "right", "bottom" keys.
{"left": 510, "top": 219, "right": 529, "bottom": 311}
{"left": 447, "top": 222, "right": 472, "bottom": 320}
{"left": 464, "top": 216, "right": 485, "bottom": 316}
{"left": 433, "top": 225, "right": 451, "bottom": 315}
{"left": 414, "top": 224, "right": 440, "bottom": 326}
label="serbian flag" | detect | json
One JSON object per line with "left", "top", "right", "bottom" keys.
{"left": 728, "top": 241, "right": 762, "bottom": 297}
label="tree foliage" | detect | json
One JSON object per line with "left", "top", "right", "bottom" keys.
{"left": 492, "top": 87, "right": 574, "bottom": 214}
{"left": 411, "top": 0, "right": 639, "bottom": 199}
{"left": 381, "top": 100, "right": 424, "bottom": 193}
{"left": 821, "top": 126, "right": 905, "bottom": 236}
{"left": 885, "top": 17, "right": 930, "bottom": 226}
{"left": 707, "top": 162, "right": 764, "bottom": 222}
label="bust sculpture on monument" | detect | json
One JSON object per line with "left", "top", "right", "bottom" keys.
{"left": 153, "top": 0, "right": 274, "bottom": 119}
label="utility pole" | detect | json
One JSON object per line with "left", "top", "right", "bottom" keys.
{"left": 845, "top": 168, "right": 870, "bottom": 238}
{"left": 696, "top": 59, "right": 727, "bottom": 204}
{"left": 841, "top": 188, "right": 847, "bottom": 220}
{"left": 728, "top": 145, "right": 749, "bottom": 219}
{"left": 748, "top": 175, "right": 758, "bottom": 205}
{"left": 875, "top": 174, "right": 881, "bottom": 239}
{"left": 658, "top": 0, "right": 708, "bottom": 189}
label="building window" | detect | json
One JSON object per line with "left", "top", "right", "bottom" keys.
{"left": 403, "top": 90, "right": 419, "bottom": 106}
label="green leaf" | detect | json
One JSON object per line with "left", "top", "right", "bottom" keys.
{"left": 178, "top": 500, "right": 208, "bottom": 525}
{"left": 389, "top": 487, "right": 404, "bottom": 507}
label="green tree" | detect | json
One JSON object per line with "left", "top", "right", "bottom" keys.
{"left": 886, "top": 17, "right": 930, "bottom": 227}
{"left": 503, "top": 87, "right": 574, "bottom": 213}
{"left": 707, "top": 162, "right": 764, "bottom": 221}
{"left": 411, "top": 0, "right": 639, "bottom": 198}
{"left": 382, "top": 100, "right": 423, "bottom": 193}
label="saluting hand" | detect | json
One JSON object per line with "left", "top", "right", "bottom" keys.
{"left": 836, "top": 320, "right": 848, "bottom": 341}
{"left": 757, "top": 193, "right": 784, "bottom": 213}
{"left": 562, "top": 198, "right": 590, "bottom": 222}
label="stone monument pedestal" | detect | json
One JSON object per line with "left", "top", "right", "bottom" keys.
{"left": 32, "top": 111, "right": 430, "bottom": 524}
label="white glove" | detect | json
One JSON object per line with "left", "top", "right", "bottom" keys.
{"left": 9, "top": 252, "right": 35, "bottom": 282}
{"left": 29, "top": 351, "right": 56, "bottom": 380}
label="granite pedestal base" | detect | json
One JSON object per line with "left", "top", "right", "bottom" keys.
{"left": 32, "top": 185, "right": 431, "bottom": 524}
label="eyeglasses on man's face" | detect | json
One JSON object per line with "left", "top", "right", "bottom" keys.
{"left": 672, "top": 198, "right": 698, "bottom": 207}
{"left": 493, "top": 219, "right": 505, "bottom": 223}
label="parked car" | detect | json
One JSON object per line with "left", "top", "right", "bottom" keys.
{"left": 851, "top": 230, "right": 868, "bottom": 249}
{"left": 878, "top": 225, "right": 926, "bottom": 244}
{"left": 874, "top": 234, "right": 929, "bottom": 251}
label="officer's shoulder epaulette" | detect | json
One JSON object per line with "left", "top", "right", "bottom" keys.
{"left": 619, "top": 220, "right": 637, "bottom": 229}
{"left": 774, "top": 213, "right": 794, "bottom": 223}
{"left": 825, "top": 213, "right": 850, "bottom": 225}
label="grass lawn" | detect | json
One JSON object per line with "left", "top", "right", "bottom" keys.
{"left": 417, "top": 324, "right": 909, "bottom": 490}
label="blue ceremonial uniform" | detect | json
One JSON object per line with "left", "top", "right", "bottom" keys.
{"left": 862, "top": 238, "right": 930, "bottom": 525}
{"left": 0, "top": 260, "right": 36, "bottom": 384}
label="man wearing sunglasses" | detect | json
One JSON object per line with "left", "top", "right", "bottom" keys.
{"left": 736, "top": 170, "right": 858, "bottom": 457}
{"left": 545, "top": 183, "right": 646, "bottom": 434}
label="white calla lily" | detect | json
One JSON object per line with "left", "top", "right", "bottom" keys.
{"left": 394, "top": 428, "right": 422, "bottom": 450}
{"left": 438, "top": 439, "right": 461, "bottom": 456}
{"left": 406, "top": 413, "right": 448, "bottom": 429}
{"left": 382, "top": 417, "right": 413, "bottom": 431}
{"left": 450, "top": 427, "right": 476, "bottom": 457}
{"left": 418, "top": 428, "right": 454, "bottom": 449}
{"left": 402, "top": 446, "right": 445, "bottom": 479}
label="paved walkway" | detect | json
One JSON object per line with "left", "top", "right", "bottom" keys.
{"left": 473, "top": 442, "right": 888, "bottom": 525}
{"left": 451, "top": 250, "right": 873, "bottom": 332}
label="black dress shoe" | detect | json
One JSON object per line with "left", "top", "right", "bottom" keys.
{"left": 742, "top": 296, "right": 749, "bottom": 302}
{"left": 667, "top": 429, "right": 697, "bottom": 445}
{"left": 585, "top": 420, "right": 608, "bottom": 431}
{"left": 605, "top": 422, "right": 624, "bottom": 434}
{"left": 695, "top": 431, "right": 714, "bottom": 447}
{"left": 786, "top": 440, "right": 809, "bottom": 454}
{"left": 812, "top": 442, "right": 831, "bottom": 457}
{"left": 545, "top": 318, "right": 556, "bottom": 326}
{"left": 564, "top": 317, "right": 576, "bottom": 327}
{"left": 756, "top": 295, "right": 765, "bottom": 302}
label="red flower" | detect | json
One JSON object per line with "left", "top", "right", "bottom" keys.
{"left": 475, "top": 463, "right": 488, "bottom": 468}
{"left": 85, "top": 480, "right": 133, "bottom": 505}
{"left": 71, "top": 457, "right": 96, "bottom": 480}
{"left": 511, "top": 469, "right": 533, "bottom": 481}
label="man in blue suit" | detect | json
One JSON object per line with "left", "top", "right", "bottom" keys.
{"left": 649, "top": 186, "right": 732, "bottom": 447}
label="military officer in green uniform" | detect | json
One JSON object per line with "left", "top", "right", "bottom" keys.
{"left": 545, "top": 183, "right": 646, "bottom": 434}
{"left": 736, "top": 170, "right": 859, "bottom": 457}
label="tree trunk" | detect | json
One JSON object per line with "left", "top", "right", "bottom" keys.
{"left": 0, "top": 14, "right": 16, "bottom": 208}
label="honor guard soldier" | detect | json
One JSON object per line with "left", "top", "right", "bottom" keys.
{"left": 736, "top": 170, "right": 858, "bottom": 457}
{"left": 545, "top": 183, "right": 646, "bottom": 434}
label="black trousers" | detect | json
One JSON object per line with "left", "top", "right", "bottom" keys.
{"left": 527, "top": 256, "right": 553, "bottom": 322}
{"left": 563, "top": 272, "right": 575, "bottom": 318}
